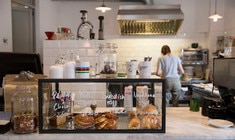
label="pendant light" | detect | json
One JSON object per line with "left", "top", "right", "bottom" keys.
{"left": 96, "top": 0, "right": 111, "bottom": 13}
{"left": 209, "top": 0, "right": 222, "bottom": 22}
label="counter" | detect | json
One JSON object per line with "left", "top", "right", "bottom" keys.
{"left": 2, "top": 107, "right": 235, "bottom": 140}
{"left": 191, "top": 83, "right": 221, "bottom": 107}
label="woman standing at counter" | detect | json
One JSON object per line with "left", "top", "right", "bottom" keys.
{"left": 156, "top": 45, "right": 184, "bottom": 107}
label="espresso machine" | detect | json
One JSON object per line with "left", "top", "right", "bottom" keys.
{"left": 213, "top": 58, "right": 235, "bottom": 122}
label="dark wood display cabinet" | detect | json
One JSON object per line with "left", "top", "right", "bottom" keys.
{"left": 38, "top": 78, "right": 166, "bottom": 133}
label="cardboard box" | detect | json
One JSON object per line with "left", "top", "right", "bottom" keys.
{"left": 4, "top": 74, "right": 45, "bottom": 85}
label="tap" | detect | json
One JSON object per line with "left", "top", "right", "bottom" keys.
{"left": 77, "top": 10, "right": 94, "bottom": 40}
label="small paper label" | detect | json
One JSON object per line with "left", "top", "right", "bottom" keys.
{"left": 0, "top": 120, "right": 10, "bottom": 125}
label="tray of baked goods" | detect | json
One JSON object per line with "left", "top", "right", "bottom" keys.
{"left": 44, "top": 104, "right": 162, "bottom": 131}
{"left": 47, "top": 111, "right": 119, "bottom": 130}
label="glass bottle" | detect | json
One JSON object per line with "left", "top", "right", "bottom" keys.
{"left": 66, "top": 115, "right": 74, "bottom": 129}
{"left": 97, "top": 43, "right": 118, "bottom": 78}
{"left": 11, "top": 85, "right": 38, "bottom": 134}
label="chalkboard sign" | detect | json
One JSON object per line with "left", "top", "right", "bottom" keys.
{"left": 48, "top": 91, "right": 72, "bottom": 116}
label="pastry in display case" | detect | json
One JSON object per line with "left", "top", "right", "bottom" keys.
{"left": 38, "top": 78, "right": 165, "bottom": 133}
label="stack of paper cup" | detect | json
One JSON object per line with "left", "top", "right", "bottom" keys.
{"left": 75, "top": 61, "right": 90, "bottom": 78}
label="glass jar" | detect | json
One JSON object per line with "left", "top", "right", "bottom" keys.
{"left": 11, "top": 85, "right": 38, "bottom": 134}
{"left": 97, "top": 43, "right": 118, "bottom": 78}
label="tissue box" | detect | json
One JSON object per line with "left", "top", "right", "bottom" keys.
{"left": 0, "top": 112, "right": 11, "bottom": 134}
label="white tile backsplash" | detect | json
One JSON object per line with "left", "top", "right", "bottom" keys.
{"left": 43, "top": 35, "right": 207, "bottom": 76}
{"left": 43, "top": 36, "right": 207, "bottom": 106}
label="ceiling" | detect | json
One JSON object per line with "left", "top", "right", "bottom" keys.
{"left": 51, "top": 0, "right": 153, "bottom": 4}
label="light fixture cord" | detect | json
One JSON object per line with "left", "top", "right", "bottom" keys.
{"left": 215, "top": 0, "right": 217, "bottom": 13}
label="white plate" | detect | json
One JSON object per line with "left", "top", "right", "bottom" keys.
{"left": 208, "top": 119, "right": 234, "bottom": 128}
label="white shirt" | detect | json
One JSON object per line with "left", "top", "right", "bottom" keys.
{"left": 157, "top": 55, "right": 182, "bottom": 78}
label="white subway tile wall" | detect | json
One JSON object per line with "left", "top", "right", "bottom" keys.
{"left": 43, "top": 36, "right": 207, "bottom": 76}
{"left": 43, "top": 36, "right": 207, "bottom": 106}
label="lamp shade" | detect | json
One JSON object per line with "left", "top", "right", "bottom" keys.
{"left": 96, "top": 0, "right": 111, "bottom": 13}
{"left": 209, "top": 13, "right": 222, "bottom": 22}
{"left": 209, "top": 0, "right": 222, "bottom": 22}
{"left": 96, "top": 4, "right": 111, "bottom": 13}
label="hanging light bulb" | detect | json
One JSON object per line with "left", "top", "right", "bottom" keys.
{"left": 96, "top": 0, "right": 111, "bottom": 13}
{"left": 209, "top": 0, "right": 222, "bottom": 22}
{"left": 209, "top": 14, "right": 222, "bottom": 22}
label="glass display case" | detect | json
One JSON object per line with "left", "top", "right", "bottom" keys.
{"left": 38, "top": 78, "right": 166, "bottom": 133}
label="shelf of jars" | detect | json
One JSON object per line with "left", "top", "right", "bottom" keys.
{"left": 38, "top": 78, "right": 166, "bottom": 133}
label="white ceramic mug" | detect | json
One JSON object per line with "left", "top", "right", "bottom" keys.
{"left": 138, "top": 61, "right": 151, "bottom": 78}
{"left": 125, "top": 61, "right": 138, "bottom": 78}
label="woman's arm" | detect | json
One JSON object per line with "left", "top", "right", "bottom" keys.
{"left": 178, "top": 63, "right": 184, "bottom": 75}
{"left": 156, "top": 66, "right": 162, "bottom": 77}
